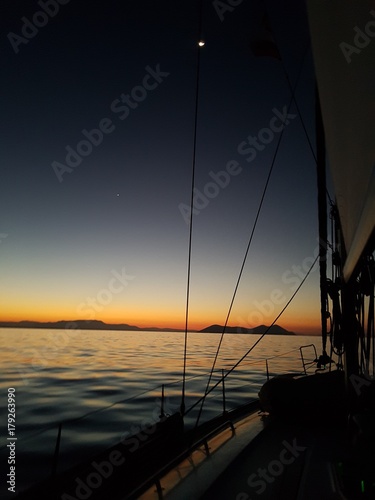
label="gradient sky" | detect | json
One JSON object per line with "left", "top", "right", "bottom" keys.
{"left": 1, "top": 0, "right": 325, "bottom": 334}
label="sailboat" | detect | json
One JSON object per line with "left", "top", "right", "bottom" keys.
{"left": 15, "top": 0, "right": 374, "bottom": 498}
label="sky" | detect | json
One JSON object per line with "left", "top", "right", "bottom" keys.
{"left": 0, "top": 0, "right": 325, "bottom": 334}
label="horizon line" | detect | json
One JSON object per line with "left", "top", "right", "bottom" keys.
{"left": 0, "top": 318, "right": 320, "bottom": 335}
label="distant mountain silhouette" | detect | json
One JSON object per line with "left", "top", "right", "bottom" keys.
{"left": 0, "top": 320, "right": 295, "bottom": 334}
{"left": 0, "top": 320, "right": 185, "bottom": 332}
{"left": 199, "top": 324, "right": 295, "bottom": 335}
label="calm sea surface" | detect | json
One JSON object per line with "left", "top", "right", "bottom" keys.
{"left": 0, "top": 328, "right": 321, "bottom": 497}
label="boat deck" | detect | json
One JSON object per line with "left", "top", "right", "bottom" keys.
{"left": 139, "top": 410, "right": 265, "bottom": 500}
{"left": 201, "top": 419, "right": 347, "bottom": 500}
{"left": 15, "top": 395, "right": 373, "bottom": 499}
{"left": 139, "top": 414, "right": 351, "bottom": 500}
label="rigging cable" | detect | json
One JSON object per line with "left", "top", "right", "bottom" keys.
{"left": 263, "top": 9, "right": 334, "bottom": 211}
{"left": 315, "top": 85, "right": 329, "bottom": 357}
{"left": 185, "top": 253, "right": 319, "bottom": 416}
{"left": 193, "top": 51, "right": 308, "bottom": 427}
{"left": 181, "top": 0, "right": 204, "bottom": 415}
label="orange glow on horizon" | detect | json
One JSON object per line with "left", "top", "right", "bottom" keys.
{"left": 0, "top": 311, "right": 320, "bottom": 335}
{"left": 1, "top": 290, "right": 321, "bottom": 335}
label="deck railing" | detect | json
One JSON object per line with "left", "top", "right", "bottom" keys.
{"left": 0, "top": 344, "right": 322, "bottom": 492}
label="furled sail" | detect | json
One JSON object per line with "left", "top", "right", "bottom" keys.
{"left": 306, "top": 0, "right": 375, "bottom": 281}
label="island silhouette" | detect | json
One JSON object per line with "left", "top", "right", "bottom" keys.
{"left": 0, "top": 320, "right": 295, "bottom": 334}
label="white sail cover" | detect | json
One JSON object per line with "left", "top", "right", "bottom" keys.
{"left": 306, "top": 0, "right": 375, "bottom": 281}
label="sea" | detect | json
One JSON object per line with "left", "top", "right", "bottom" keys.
{"left": 0, "top": 328, "right": 321, "bottom": 498}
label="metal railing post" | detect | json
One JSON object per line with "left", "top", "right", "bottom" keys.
{"left": 222, "top": 369, "right": 226, "bottom": 414}
{"left": 160, "top": 384, "right": 165, "bottom": 419}
{"left": 299, "top": 344, "right": 318, "bottom": 374}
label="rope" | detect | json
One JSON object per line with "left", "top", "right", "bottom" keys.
{"left": 181, "top": 0, "right": 204, "bottom": 415}
{"left": 218, "top": 255, "right": 319, "bottom": 380}
{"left": 185, "top": 254, "right": 319, "bottom": 417}
{"left": 198, "top": 17, "right": 316, "bottom": 422}
{"left": 191, "top": 144, "right": 276, "bottom": 421}
{"left": 190, "top": 42, "right": 310, "bottom": 427}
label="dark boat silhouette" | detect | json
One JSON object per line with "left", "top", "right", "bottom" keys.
{"left": 14, "top": 1, "right": 375, "bottom": 498}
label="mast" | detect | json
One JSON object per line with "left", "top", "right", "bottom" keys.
{"left": 315, "top": 86, "right": 329, "bottom": 359}
{"left": 307, "top": 0, "right": 375, "bottom": 396}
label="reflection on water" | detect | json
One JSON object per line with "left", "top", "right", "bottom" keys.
{"left": 0, "top": 328, "right": 320, "bottom": 496}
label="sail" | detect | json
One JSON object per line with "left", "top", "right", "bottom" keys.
{"left": 306, "top": 0, "right": 375, "bottom": 281}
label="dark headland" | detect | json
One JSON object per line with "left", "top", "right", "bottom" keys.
{"left": 199, "top": 324, "right": 295, "bottom": 335}
{"left": 0, "top": 320, "right": 294, "bottom": 334}
{"left": 0, "top": 320, "right": 184, "bottom": 332}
